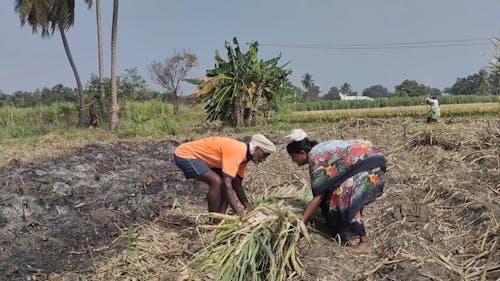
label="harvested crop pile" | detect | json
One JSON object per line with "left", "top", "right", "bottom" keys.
{"left": 192, "top": 200, "right": 310, "bottom": 281}
{"left": 407, "top": 128, "right": 463, "bottom": 150}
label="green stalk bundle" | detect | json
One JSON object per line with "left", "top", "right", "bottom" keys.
{"left": 193, "top": 202, "right": 310, "bottom": 281}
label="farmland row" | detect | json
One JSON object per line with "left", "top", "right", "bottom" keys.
{"left": 276, "top": 103, "right": 499, "bottom": 123}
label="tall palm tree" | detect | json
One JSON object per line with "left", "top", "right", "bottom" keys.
{"left": 109, "top": 0, "right": 119, "bottom": 131}
{"left": 301, "top": 73, "right": 314, "bottom": 101}
{"left": 15, "top": 0, "right": 92, "bottom": 128}
{"left": 301, "top": 73, "right": 314, "bottom": 92}
{"left": 95, "top": 0, "right": 106, "bottom": 115}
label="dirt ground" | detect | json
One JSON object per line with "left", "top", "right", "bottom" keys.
{"left": 0, "top": 117, "right": 498, "bottom": 281}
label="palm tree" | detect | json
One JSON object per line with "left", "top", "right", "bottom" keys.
{"left": 15, "top": 0, "right": 92, "bottom": 128}
{"left": 109, "top": 0, "right": 119, "bottom": 131}
{"left": 340, "top": 82, "right": 353, "bottom": 96}
{"left": 301, "top": 73, "right": 314, "bottom": 101}
{"left": 95, "top": 0, "right": 106, "bottom": 115}
{"left": 301, "top": 73, "right": 314, "bottom": 93}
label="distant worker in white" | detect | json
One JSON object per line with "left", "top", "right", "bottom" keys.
{"left": 424, "top": 97, "right": 440, "bottom": 123}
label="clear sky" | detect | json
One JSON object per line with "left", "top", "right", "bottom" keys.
{"left": 1, "top": 0, "right": 499, "bottom": 95}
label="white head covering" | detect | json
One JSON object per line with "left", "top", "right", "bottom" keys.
{"left": 284, "top": 129, "right": 308, "bottom": 144}
{"left": 250, "top": 134, "right": 276, "bottom": 153}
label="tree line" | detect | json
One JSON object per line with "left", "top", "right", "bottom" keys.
{"left": 10, "top": 0, "right": 500, "bottom": 129}
{"left": 2, "top": 66, "right": 497, "bottom": 109}
{"left": 298, "top": 69, "right": 499, "bottom": 102}
{"left": 0, "top": 68, "right": 178, "bottom": 107}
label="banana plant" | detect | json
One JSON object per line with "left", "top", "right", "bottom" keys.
{"left": 189, "top": 37, "right": 293, "bottom": 127}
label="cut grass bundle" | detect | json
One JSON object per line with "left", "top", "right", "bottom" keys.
{"left": 193, "top": 201, "right": 310, "bottom": 281}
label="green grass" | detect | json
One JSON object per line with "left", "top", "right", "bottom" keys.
{"left": 1, "top": 99, "right": 497, "bottom": 142}
{"left": 0, "top": 101, "right": 207, "bottom": 140}
{"left": 0, "top": 102, "right": 77, "bottom": 127}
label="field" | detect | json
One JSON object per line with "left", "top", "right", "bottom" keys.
{"left": 277, "top": 103, "right": 499, "bottom": 122}
{"left": 0, "top": 114, "right": 499, "bottom": 280}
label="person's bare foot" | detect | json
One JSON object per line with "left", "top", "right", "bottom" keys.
{"left": 352, "top": 236, "right": 373, "bottom": 253}
{"left": 352, "top": 240, "right": 372, "bottom": 253}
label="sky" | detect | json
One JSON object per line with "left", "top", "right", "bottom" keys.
{"left": 1, "top": 0, "right": 499, "bottom": 96}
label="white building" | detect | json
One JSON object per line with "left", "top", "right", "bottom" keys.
{"left": 339, "top": 94, "right": 373, "bottom": 101}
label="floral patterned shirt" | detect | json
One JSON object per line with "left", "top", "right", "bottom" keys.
{"left": 308, "top": 140, "right": 384, "bottom": 197}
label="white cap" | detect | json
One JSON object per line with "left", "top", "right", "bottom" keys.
{"left": 284, "top": 129, "right": 308, "bottom": 144}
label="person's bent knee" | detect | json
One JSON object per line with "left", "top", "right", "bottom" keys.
{"left": 210, "top": 174, "right": 222, "bottom": 187}
{"left": 196, "top": 170, "right": 222, "bottom": 188}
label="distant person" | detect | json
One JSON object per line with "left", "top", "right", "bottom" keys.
{"left": 174, "top": 134, "right": 276, "bottom": 216}
{"left": 285, "top": 129, "right": 386, "bottom": 253}
{"left": 425, "top": 97, "right": 440, "bottom": 123}
{"left": 88, "top": 104, "right": 98, "bottom": 128}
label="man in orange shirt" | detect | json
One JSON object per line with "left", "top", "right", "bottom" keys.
{"left": 174, "top": 134, "right": 276, "bottom": 216}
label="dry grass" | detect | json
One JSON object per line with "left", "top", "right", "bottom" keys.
{"left": 3, "top": 116, "right": 498, "bottom": 280}
{"left": 82, "top": 208, "right": 211, "bottom": 281}
{"left": 281, "top": 103, "right": 499, "bottom": 122}
{"left": 0, "top": 130, "right": 119, "bottom": 168}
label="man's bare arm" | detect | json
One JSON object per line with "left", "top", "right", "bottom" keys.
{"left": 222, "top": 176, "right": 244, "bottom": 215}
{"left": 233, "top": 176, "right": 252, "bottom": 211}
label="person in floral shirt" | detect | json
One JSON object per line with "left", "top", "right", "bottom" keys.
{"left": 285, "top": 129, "right": 386, "bottom": 252}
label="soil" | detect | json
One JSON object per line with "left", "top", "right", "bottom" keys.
{"left": 0, "top": 140, "right": 206, "bottom": 280}
{"left": 1, "top": 118, "right": 499, "bottom": 281}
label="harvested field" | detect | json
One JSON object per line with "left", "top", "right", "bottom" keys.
{"left": 0, "top": 117, "right": 498, "bottom": 281}
{"left": 279, "top": 103, "right": 500, "bottom": 122}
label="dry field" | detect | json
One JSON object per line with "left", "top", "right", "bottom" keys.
{"left": 279, "top": 103, "right": 499, "bottom": 122}
{"left": 0, "top": 116, "right": 498, "bottom": 281}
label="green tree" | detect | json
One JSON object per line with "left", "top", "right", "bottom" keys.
{"left": 120, "top": 68, "right": 147, "bottom": 100}
{"left": 301, "top": 73, "right": 320, "bottom": 101}
{"left": 150, "top": 51, "right": 198, "bottom": 114}
{"left": 282, "top": 82, "right": 303, "bottom": 103}
{"left": 190, "top": 37, "right": 292, "bottom": 127}
{"left": 322, "top": 86, "right": 341, "bottom": 100}
{"left": 340, "top": 82, "right": 357, "bottom": 96}
{"left": 10, "top": 91, "right": 37, "bottom": 107}
{"left": 393, "top": 79, "right": 437, "bottom": 97}
{"left": 449, "top": 70, "right": 490, "bottom": 95}
{"left": 301, "top": 73, "right": 313, "bottom": 92}
{"left": 15, "top": 0, "right": 92, "bottom": 128}
{"left": 86, "top": 74, "right": 110, "bottom": 105}
{"left": 87, "top": 69, "right": 161, "bottom": 105}
{"left": 0, "top": 90, "right": 8, "bottom": 106}
{"left": 40, "top": 84, "right": 77, "bottom": 104}
{"left": 362, "top": 84, "right": 389, "bottom": 98}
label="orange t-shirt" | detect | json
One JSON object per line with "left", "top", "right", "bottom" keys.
{"left": 174, "top": 137, "right": 249, "bottom": 178}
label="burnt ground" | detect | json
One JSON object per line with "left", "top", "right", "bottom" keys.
{"left": 0, "top": 140, "right": 207, "bottom": 280}
{"left": 0, "top": 117, "right": 499, "bottom": 281}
